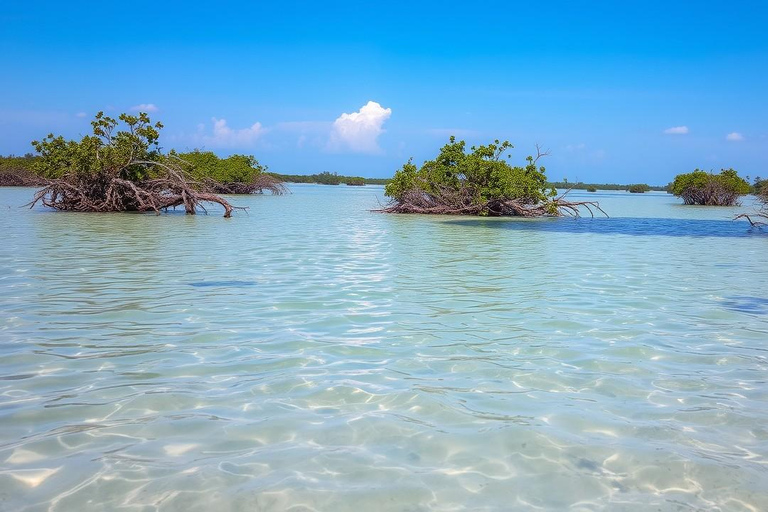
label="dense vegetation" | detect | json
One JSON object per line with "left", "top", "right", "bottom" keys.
{"left": 345, "top": 177, "right": 366, "bottom": 186}
{"left": 29, "top": 112, "right": 237, "bottom": 216}
{"left": 270, "top": 171, "right": 384, "bottom": 186}
{"left": 0, "top": 155, "right": 45, "bottom": 186}
{"left": 627, "top": 184, "right": 651, "bottom": 193}
{"left": 671, "top": 169, "right": 750, "bottom": 206}
{"left": 548, "top": 181, "right": 667, "bottom": 192}
{"left": 753, "top": 177, "right": 767, "bottom": 197}
{"left": 172, "top": 150, "right": 286, "bottom": 195}
{"left": 382, "top": 137, "right": 605, "bottom": 217}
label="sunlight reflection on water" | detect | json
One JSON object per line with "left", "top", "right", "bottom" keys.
{"left": 0, "top": 186, "right": 767, "bottom": 511}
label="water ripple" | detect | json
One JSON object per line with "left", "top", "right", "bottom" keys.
{"left": 0, "top": 186, "right": 767, "bottom": 510}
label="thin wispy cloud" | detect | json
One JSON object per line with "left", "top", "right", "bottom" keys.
{"left": 75, "top": 112, "right": 87, "bottom": 118}
{"left": 328, "top": 101, "right": 392, "bottom": 154}
{"left": 725, "top": 132, "right": 744, "bottom": 141}
{"left": 663, "top": 126, "right": 689, "bottom": 135}
{"left": 130, "top": 103, "right": 159, "bottom": 113}
{"left": 565, "top": 143, "right": 586, "bottom": 151}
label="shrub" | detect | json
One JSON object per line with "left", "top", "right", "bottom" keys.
{"left": 382, "top": 137, "right": 605, "bottom": 217}
{"left": 345, "top": 177, "right": 365, "bottom": 186}
{"left": 671, "top": 169, "right": 750, "bottom": 206}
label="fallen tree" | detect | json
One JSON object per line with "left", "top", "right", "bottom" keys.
{"left": 671, "top": 169, "right": 749, "bottom": 206}
{"left": 379, "top": 137, "right": 607, "bottom": 217}
{"left": 29, "top": 112, "right": 237, "bottom": 217}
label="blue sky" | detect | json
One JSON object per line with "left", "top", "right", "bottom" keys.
{"left": 1, "top": 1, "right": 767, "bottom": 183}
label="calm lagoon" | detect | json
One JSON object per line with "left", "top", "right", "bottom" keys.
{"left": 1, "top": 185, "right": 767, "bottom": 511}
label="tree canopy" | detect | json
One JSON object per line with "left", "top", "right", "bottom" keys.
{"left": 671, "top": 169, "right": 750, "bottom": 206}
{"left": 382, "top": 137, "right": 604, "bottom": 217}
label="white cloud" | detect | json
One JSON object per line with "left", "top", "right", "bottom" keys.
{"left": 75, "top": 112, "right": 87, "bottom": 118}
{"left": 328, "top": 101, "right": 392, "bottom": 153}
{"left": 130, "top": 103, "right": 159, "bottom": 113}
{"left": 565, "top": 143, "right": 586, "bottom": 151}
{"left": 199, "top": 118, "right": 268, "bottom": 149}
{"left": 726, "top": 132, "right": 744, "bottom": 141}
{"left": 663, "top": 126, "right": 689, "bottom": 135}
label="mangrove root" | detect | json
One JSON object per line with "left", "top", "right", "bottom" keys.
{"left": 29, "top": 167, "right": 238, "bottom": 217}
{"left": 377, "top": 187, "right": 608, "bottom": 218}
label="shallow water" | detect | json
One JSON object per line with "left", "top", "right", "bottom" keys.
{"left": 0, "top": 186, "right": 767, "bottom": 511}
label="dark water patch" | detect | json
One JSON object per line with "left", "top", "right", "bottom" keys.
{"left": 0, "top": 373, "right": 35, "bottom": 380}
{"left": 188, "top": 280, "right": 258, "bottom": 288}
{"left": 722, "top": 296, "right": 768, "bottom": 314}
{"left": 445, "top": 217, "right": 768, "bottom": 238}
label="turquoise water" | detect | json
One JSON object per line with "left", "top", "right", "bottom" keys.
{"left": 1, "top": 185, "right": 767, "bottom": 511}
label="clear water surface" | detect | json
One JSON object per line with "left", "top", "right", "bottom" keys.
{"left": 0, "top": 185, "right": 767, "bottom": 511}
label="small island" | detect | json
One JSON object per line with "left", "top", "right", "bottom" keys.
{"left": 381, "top": 137, "right": 605, "bottom": 217}
{"left": 671, "top": 169, "right": 749, "bottom": 206}
{"left": 628, "top": 184, "right": 651, "bottom": 193}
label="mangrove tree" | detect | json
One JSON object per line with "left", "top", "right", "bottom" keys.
{"left": 381, "top": 137, "right": 605, "bottom": 217}
{"left": 29, "top": 112, "right": 237, "bottom": 216}
{"left": 671, "top": 169, "right": 749, "bottom": 206}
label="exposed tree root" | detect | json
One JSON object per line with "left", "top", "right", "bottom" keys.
{"left": 734, "top": 213, "right": 766, "bottom": 226}
{"left": 377, "top": 186, "right": 607, "bottom": 218}
{"left": 735, "top": 190, "right": 768, "bottom": 227}
{"left": 29, "top": 167, "right": 238, "bottom": 217}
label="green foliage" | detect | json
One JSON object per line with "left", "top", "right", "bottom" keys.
{"left": 345, "top": 176, "right": 365, "bottom": 186}
{"left": 547, "top": 181, "right": 668, "bottom": 192}
{"left": 32, "top": 112, "right": 163, "bottom": 182}
{"left": 268, "top": 171, "right": 389, "bottom": 185}
{"left": 627, "top": 183, "right": 650, "bottom": 193}
{"left": 385, "top": 137, "right": 557, "bottom": 215}
{"left": 753, "top": 176, "right": 767, "bottom": 197}
{"left": 0, "top": 154, "right": 42, "bottom": 186}
{"left": 586, "top": 186, "right": 597, "bottom": 192}
{"left": 174, "top": 150, "right": 267, "bottom": 184}
{"left": 0, "top": 154, "right": 36, "bottom": 174}
{"left": 671, "top": 168, "right": 750, "bottom": 205}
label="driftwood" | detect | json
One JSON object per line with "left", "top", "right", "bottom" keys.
{"left": 29, "top": 161, "right": 238, "bottom": 217}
